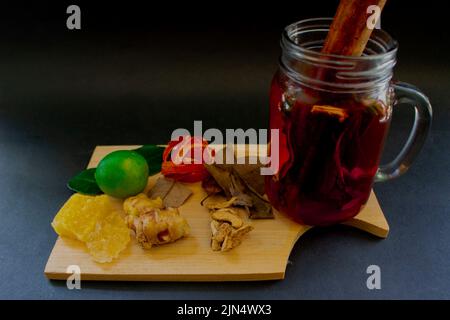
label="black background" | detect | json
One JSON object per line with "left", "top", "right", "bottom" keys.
{"left": 0, "top": 1, "right": 449, "bottom": 299}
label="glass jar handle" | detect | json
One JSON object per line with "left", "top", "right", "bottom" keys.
{"left": 375, "top": 82, "right": 432, "bottom": 182}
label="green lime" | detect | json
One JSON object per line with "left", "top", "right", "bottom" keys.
{"left": 95, "top": 150, "right": 149, "bottom": 198}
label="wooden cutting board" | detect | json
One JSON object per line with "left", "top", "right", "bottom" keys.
{"left": 45, "top": 145, "right": 389, "bottom": 282}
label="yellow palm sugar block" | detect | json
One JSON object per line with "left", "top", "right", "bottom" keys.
{"left": 52, "top": 194, "right": 130, "bottom": 263}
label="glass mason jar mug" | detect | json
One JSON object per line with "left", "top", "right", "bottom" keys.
{"left": 266, "top": 18, "right": 432, "bottom": 226}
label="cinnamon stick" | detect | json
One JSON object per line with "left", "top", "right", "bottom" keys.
{"left": 322, "top": 0, "right": 387, "bottom": 56}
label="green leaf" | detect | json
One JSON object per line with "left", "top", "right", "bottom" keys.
{"left": 133, "top": 145, "right": 165, "bottom": 175}
{"left": 67, "top": 168, "right": 103, "bottom": 195}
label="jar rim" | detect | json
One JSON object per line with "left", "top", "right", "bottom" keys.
{"left": 282, "top": 18, "right": 398, "bottom": 62}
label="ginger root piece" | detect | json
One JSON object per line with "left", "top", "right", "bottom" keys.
{"left": 124, "top": 193, "right": 190, "bottom": 249}
{"left": 124, "top": 193, "right": 163, "bottom": 216}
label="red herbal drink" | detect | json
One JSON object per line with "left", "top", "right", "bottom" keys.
{"left": 266, "top": 72, "right": 391, "bottom": 225}
{"left": 265, "top": 19, "right": 431, "bottom": 226}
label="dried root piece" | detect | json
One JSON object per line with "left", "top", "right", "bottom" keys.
{"left": 202, "top": 188, "right": 254, "bottom": 252}
{"left": 210, "top": 220, "right": 220, "bottom": 235}
{"left": 209, "top": 208, "right": 252, "bottom": 252}
{"left": 203, "top": 194, "right": 253, "bottom": 210}
{"left": 211, "top": 239, "right": 222, "bottom": 251}
{"left": 211, "top": 209, "right": 243, "bottom": 228}
{"left": 124, "top": 193, "right": 190, "bottom": 249}
{"left": 213, "top": 222, "right": 233, "bottom": 243}
{"left": 203, "top": 196, "right": 236, "bottom": 209}
{"left": 203, "top": 150, "right": 274, "bottom": 219}
{"left": 232, "top": 224, "right": 254, "bottom": 238}
{"left": 221, "top": 225, "right": 254, "bottom": 251}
